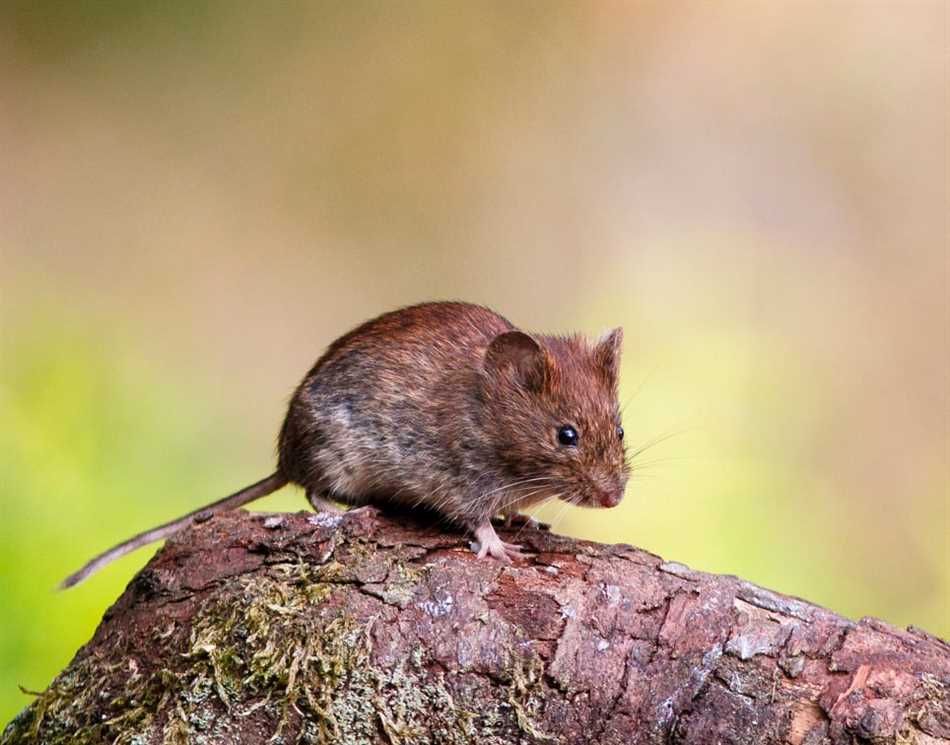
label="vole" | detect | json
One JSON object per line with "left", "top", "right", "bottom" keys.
{"left": 61, "top": 301, "right": 629, "bottom": 588}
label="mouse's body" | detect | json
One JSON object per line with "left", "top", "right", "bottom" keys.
{"left": 61, "top": 301, "right": 629, "bottom": 588}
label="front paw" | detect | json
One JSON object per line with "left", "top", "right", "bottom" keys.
{"left": 473, "top": 523, "right": 531, "bottom": 563}
{"left": 473, "top": 537, "right": 529, "bottom": 563}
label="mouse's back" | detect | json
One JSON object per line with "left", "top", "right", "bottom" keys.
{"left": 276, "top": 302, "right": 513, "bottom": 501}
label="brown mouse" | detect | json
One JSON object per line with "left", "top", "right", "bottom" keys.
{"left": 61, "top": 301, "right": 629, "bottom": 587}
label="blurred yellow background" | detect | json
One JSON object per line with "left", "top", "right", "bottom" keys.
{"left": 1, "top": 0, "right": 947, "bottom": 725}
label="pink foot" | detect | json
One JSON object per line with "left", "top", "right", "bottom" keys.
{"left": 473, "top": 523, "right": 530, "bottom": 563}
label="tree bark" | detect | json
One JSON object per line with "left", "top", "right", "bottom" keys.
{"left": 3, "top": 508, "right": 948, "bottom": 745}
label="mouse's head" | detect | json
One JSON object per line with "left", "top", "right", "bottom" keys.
{"left": 481, "top": 327, "right": 629, "bottom": 510}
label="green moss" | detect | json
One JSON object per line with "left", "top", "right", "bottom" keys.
{"left": 1, "top": 657, "right": 159, "bottom": 745}
{"left": 3, "top": 558, "right": 553, "bottom": 745}
{"left": 507, "top": 654, "right": 557, "bottom": 743}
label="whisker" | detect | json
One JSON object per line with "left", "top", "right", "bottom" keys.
{"left": 510, "top": 510, "right": 539, "bottom": 544}
{"left": 620, "top": 362, "right": 661, "bottom": 415}
{"left": 545, "top": 497, "right": 573, "bottom": 535}
{"left": 480, "top": 476, "right": 555, "bottom": 501}
{"left": 494, "top": 485, "right": 555, "bottom": 516}
{"left": 627, "top": 425, "right": 695, "bottom": 461}
{"left": 506, "top": 490, "right": 568, "bottom": 543}
{"left": 517, "top": 491, "right": 565, "bottom": 542}
{"left": 630, "top": 455, "right": 700, "bottom": 469}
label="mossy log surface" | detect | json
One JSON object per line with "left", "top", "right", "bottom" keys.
{"left": 4, "top": 508, "right": 949, "bottom": 745}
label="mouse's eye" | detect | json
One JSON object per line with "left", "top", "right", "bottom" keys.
{"left": 557, "top": 425, "right": 579, "bottom": 447}
{"left": 617, "top": 425, "right": 624, "bottom": 441}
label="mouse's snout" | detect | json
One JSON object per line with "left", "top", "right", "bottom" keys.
{"left": 589, "top": 475, "right": 626, "bottom": 509}
{"left": 599, "top": 487, "right": 624, "bottom": 509}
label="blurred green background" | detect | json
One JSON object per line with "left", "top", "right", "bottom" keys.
{"left": 1, "top": 0, "right": 948, "bottom": 725}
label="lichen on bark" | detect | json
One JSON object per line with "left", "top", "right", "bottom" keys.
{"left": 3, "top": 508, "right": 948, "bottom": 744}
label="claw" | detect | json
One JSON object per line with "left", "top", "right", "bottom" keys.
{"left": 473, "top": 522, "right": 525, "bottom": 563}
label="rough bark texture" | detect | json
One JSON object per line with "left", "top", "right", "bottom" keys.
{"left": 3, "top": 508, "right": 948, "bottom": 745}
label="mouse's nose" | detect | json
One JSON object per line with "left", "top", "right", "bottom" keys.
{"left": 592, "top": 472, "right": 626, "bottom": 508}
{"left": 600, "top": 487, "right": 624, "bottom": 508}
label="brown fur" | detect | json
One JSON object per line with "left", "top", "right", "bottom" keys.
{"left": 63, "top": 301, "right": 629, "bottom": 585}
{"left": 278, "top": 301, "right": 629, "bottom": 531}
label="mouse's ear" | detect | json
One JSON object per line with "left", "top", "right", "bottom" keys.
{"left": 485, "top": 331, "right": 552, "bottom": 392}
{"left": 595, "top": 327, "right": 623, "bottom": 382}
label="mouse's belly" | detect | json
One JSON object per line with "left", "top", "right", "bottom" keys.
{"left": 284, "top": 360, "right": 483, "bottom": 516}
{"left": 303, "top": 402, "right": 442, "bottom": 503}
{"left": 314, "top": 444, "right": 449, "bottom": 511}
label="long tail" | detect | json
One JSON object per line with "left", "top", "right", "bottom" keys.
{"left": 59, "top": 472, "right": 289, "bottom": 589}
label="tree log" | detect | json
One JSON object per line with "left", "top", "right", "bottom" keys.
{"left": 3, "top": 508, "right": 948, "bottom": 745}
